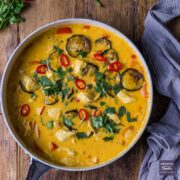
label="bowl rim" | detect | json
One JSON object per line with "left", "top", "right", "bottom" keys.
{"left": 0, "top": 18, "right": 153, "bottom": 171}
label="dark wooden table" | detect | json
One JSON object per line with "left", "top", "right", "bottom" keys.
{"left": 1, "top": 0, "right": 179, "bottom": 179}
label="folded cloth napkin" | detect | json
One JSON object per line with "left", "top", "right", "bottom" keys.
{"left": 138, "top": 0, "right": 180, "bottom": 180}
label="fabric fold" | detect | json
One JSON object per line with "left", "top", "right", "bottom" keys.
{"left": 138, "top": 0, "right": 180, "bottom": 179}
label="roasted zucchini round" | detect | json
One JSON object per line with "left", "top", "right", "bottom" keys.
{"left": 104, "top": 70, "right": 121, "bottom": 97}
{"left": 105, "top": 49, "right": 118, "bottom": 62}
{"left": 121, "top": 68, "right": 144, "bottom": 91}
{"left": 66, "top": 35, "right": 90, "bottom": 57}
{"left": 19, "top": 75, "right": 39, "bottom": 93}
{"left": 81, "top": 63, "right": 98, "bottom": 76}
{"left": 95, "top": 37, "right": 111, "bottom": 52}
{"left": 48, "top": 51, "right": 60, "bottom": 72}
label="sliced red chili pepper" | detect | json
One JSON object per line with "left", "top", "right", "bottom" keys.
{"left": 78, "top": 109, "right": 88, "bottom": 121}
{"left": 60, "top": 54, "right": 70, "bottom": 67}
{"left": 36, "top": 64, "right": 48, "bottom": 74}
{"left": 108, "top": 61, "right": 122, "bottom": 72}
{"left": 40, "top": 106, "right": 45, "bottom": 115}
{"left": 57, "top": 27, "right": 72, "bottom": 34}
{"left": 93, "top": 110, "right": 102, "bottom": 117}
{"left": 75, "top": 79, "right": 86, "bottom": 90}
{"left": 94, "top": 53, "right": 107, "bottom": 62}
{"left": 131, "top": 54, "right": 136, "bottom": 59}
{"left": 21, "top": 104, "right": 30, "bottom": 116}
{"left": 83, "top": 25, "right": 90, "bottom": 29}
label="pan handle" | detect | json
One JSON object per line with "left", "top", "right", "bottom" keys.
{"left": 26, "top": 159, "right": 51, "bottom": 180}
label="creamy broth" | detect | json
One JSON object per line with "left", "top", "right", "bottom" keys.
{"left": 7, "top": 24, "right": 150, "bottom": 167}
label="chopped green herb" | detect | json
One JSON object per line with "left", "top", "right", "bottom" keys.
{"left": 67, "top": 75, "right": 74, "bottom": 82}
{"left": 67, "top": 67, "right": 73, "bottom": 73}
{"left": 118, "top": 106, "right": 126, "bottom": 117}
{"left": 44, "top": 87, "right": 56, "bottom": 96}
{"left": 56, "top": 67, "right": 67, "bottom": 79}
{"left": 87, "top": 84, "right": 93, "bottom": 89}
{"left": 63, "top": 117, "right": 74, "bottom": 127}
{"left": 30, "top": 93, "right": 37, "bottom": 99}
{"left": 85, "top": 104, "right": 97, "bottom": 110}
{"left": 126, "top": 112, "right": 137, "bottom": 122}
{"left": 104, "top": 120, "right": 119, "bottom": 133}
{"left": 76, "top": 132, "right": 93, "bottom": 139}
{"left": 92, "top": 116, "right": 104, "bottom": 129}
{"left": 78, "top": 50, "right": 88, "bottom": 58}
{"left": 95, "top": 72, "right": 104, "bottom": 81}
{"left": 39, "top": 76, "right": 54, "bottom": 87}
{"left": 113, "top": 83, "right": 123, "bottom": 95}
{"left": 53, "top": 46, "right": 63, "bottom": 55}
{"left": 100, "top": 101, "right": 106, "bottom": 106}
{"left": 0, "top": 0, "right": 27, "bottom": 30}
{"left": 47, "top": 121, "right": 54, "bottom": 129}
{"left": 105, "top": 107, "right": 116, "bottom": 114}
{"left": 103, "top": 136, "right": 114, "bottom": 141}
{"left": 118, "top": 106, "right": 137, "bottom": 122}
{"left": 41, "top": 58, "right": 50, "bottom": 65}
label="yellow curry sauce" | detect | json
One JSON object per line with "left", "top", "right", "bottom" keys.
{"left": 7, "top": 24, "right": 150, "bottom": 167}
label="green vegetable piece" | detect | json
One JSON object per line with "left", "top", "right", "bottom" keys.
{"left": 76, "top": 132, "right": 93, "bottom": 139}
{"left": 95, "top": 72, "right": 104, "bottom": 81}
{"left": 100, "top": 101, "right": 106, "bottom": 106}
{"left": 63, "top": 117, "right": 74, "bottom": 127}
{"left": 104, "top": 121, "right": 119, "bottom": 133}
{"left": 56, "top": 67, "right": 67, "bottom": 79}
{"left": 113, "top": 83, "right": 123, "bottom": 95}
{"left": 103, "top": 136, "right": 114, "bottom": 141}
{"left": 105, "top": 107, "right": 116, "bottom": 114}
{"left": 87, "top": 84, "right": 93, "bottom": 89}
{"left": 92, "top": 116, "right": 104, "bottom": 129}
{"left": 53, "top": 46, "right": 63, "bottom": 55}
{"left": 118, "top": 106, "right": 126, "bottom": 117}
{"left": 47, "top": 121, "right": 54, "bottom": 129}
{"left": 39, "top": 76, "right": 54, "bottom": 87}
{"left": 78, "top": 50, "right": 88, "bottom": 58}
{"left": 126, "top": 112, "right": 137, "bottom": 122}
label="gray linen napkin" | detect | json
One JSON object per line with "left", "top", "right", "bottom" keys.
{"left": 138, "top": 0, "right": 180, "bottom": 180}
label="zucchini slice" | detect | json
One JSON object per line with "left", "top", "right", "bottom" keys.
{"left": 95, "top": 37, "right": 111, "bottom": 52}
{"left": 19, "top": 75, "right": 39, "bottom": 93}
{"left": 66, "top": 35, "right": 90, "bottom": 57}
{"left": 121, "top": 68, "right": 144, "bottom": 91}
{"left": 81, "top": 63, "right": 98, "bottom": 76}
{"left": 105, "top": 49, "right": 118, "bottom": 62}
{"left": 104, "top": 70, "right": 121, "bottom": 97}
{"left": 48, "top": 51, "right": 60, "bottom": 72}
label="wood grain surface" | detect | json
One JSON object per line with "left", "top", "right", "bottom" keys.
{"left": 1, "top": 0, "right": 179, "bottom": 179}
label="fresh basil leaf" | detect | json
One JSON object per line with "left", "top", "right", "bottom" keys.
{"left": 95, "top": 72, "right": 104, "bottom": 81}
{"left": 104, "top": 120, "right": 120, "bottom": 133}
{"left": 103, "top": 136, "right": 114, "bottom": 141}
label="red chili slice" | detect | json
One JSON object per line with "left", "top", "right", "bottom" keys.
{"left": 60, "top": 54, "right": 70, "bottom": 67}
{"left": 36, "top": 64, "right": 48, "bottom": 74}
{"left": 84, "top": 25, "right": 91, "bottom": 29}
{"left": 21, "top": 104, "right": 30, "bottom": 116}
{"left": 78, "top": 109, "right": 88, "bottom": 121}
{"left": 93, "top": 110, "right": 102, "bottom": 117}
{"left": 108, "top": 61, "right": 122, "bottom": 72}
{"left": 75, "top": 79, "right": 86, "bottom": 90}
{"left": 40, "top": 106, "right": 45, "bottom": 115}
{"left": 94, "top": 53, "right": 107, "bottom": 62}
{"left": 57, "top": 27, "right": 72, "bottom": 34}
